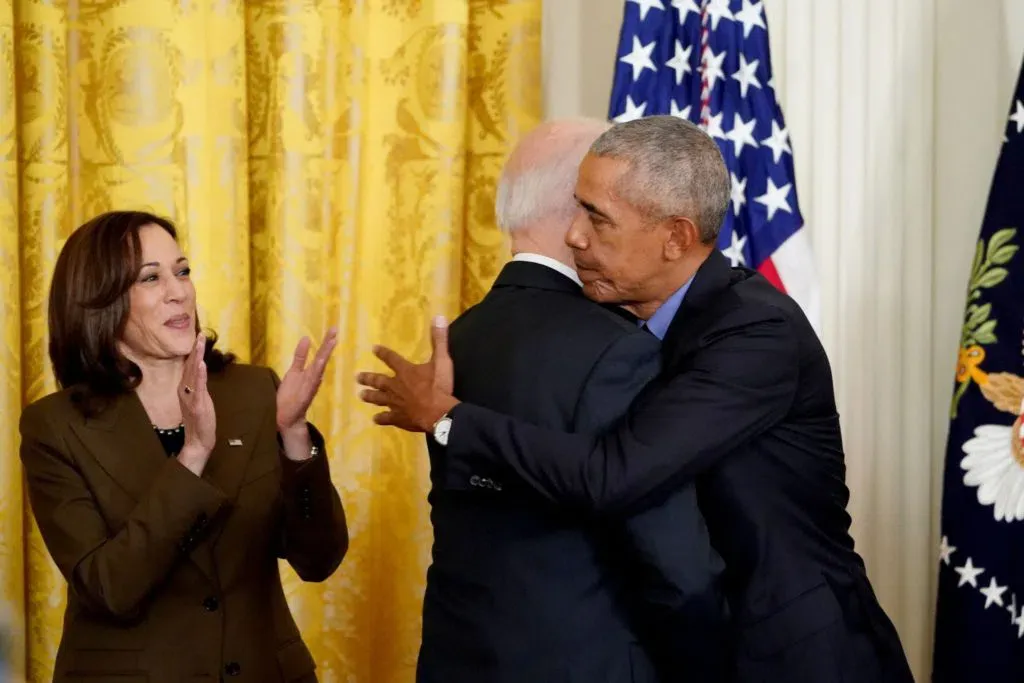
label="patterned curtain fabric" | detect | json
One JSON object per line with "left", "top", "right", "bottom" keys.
{"left": 0, "top": 1, "right": 540, "bottom": 680}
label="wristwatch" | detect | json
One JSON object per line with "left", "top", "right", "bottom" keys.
{"left": 432, "top": 412, "right": 453, "bottom": 446}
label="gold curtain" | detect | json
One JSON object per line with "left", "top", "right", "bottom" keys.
{"left": 0, "top": 0, "right": 540, "bottom": 680}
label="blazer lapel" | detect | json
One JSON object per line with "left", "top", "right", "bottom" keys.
{"left": 662, "top": 250, "right": 737, "bottom": 363}
{"left": 69, "top": 391, "right": 222, "bottom": 585}
{"left": 70, "top": 393, "right": 170, "bottom": 502}
{"left": 70, "top": 375, "right": 266, "bottom": 586}
{"left": 185, "top": 378, "right": 264, "bottom": 583}
{"left": 202, "top": 373, "right": 265, "bottom": 509}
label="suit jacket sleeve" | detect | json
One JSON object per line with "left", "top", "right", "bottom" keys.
{"left": 444, "top": 308, "right": 799, "bottom": 514}
{"left": 574, "top": 332, "right": 730, "bottom": 681}
{"left": 19, "top": 403, "right": 229, "bottom": 621}
{"left": 270, "top": 369, "right": 349, "bottom": 582}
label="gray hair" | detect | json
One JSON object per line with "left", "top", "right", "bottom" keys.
{"left": 590, "top": 115, "right": 731, "bottom": 243}
{"left": 496, "top": 118, "right": 611, "bottom": 232}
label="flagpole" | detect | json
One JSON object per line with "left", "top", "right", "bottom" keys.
{"left": 698, "top": 0, "right": 712, "bottom": 127}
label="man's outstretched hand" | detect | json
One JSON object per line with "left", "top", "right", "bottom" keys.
{"left": 357, "top": 316, "right": 459, "bottom": 433}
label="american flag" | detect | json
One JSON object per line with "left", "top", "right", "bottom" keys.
{"left": 608, "top": 0, "right": 819, "bottom": 331}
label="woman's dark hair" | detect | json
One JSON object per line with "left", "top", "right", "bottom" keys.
{"left": 48, "top": 210, "right": 235, "bottom": 415}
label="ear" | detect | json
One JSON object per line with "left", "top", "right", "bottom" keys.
{"left": 663, "top": 216, "right": 700, "bottom": 260}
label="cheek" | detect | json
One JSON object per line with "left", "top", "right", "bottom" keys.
{"left": 125, "top": 291, "right": 162, "bottom": 339}
{"left": 591, "top": 241, "right": 627, "bottom": 282}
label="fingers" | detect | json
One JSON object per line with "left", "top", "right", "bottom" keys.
{"left": 310, "top": 327, "right": 339, "bottom": 379}
{"left": 373, "top": 411, "right": 400, "bottom": 426}
{"left": 290, "top": 336, "right": 312, "bottom": 372}
{"left": 356, "top": 371, "right": 391, "bottom": 391}
{"left": 373, "top": 345, "right": 412, "bottom": 374}
{"left": 180, "top": 334, "right": 205, "bottom": 399}
{"left": 359, "top": 389, "right": 390, "bottom": 406}
{"left": 429, "top": 316, "right": 450, "bottom": 364}
{"left": 185, "top": 335, "right": 202, "bottom": 380}
{"left": 197, "top": 359, "right": 208, "bottom": 395}
{"left": 430, "top": 316, "right": 454, "bottom": 390}
{"left": 372, "top": 411, "right": 418, "bottom": 432}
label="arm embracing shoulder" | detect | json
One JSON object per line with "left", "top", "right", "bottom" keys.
{"left": 444, "top": 310, "right": 799, "bottom": 513}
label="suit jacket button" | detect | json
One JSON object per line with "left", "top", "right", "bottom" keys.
{"left": 224, "top": 661, "right": 241, "bottom": 676}
{"left": 470, "top": 475, "right": 480, "bottom": 487}
{"left": 202, "top": 596, "right": 219, "bottom": 612}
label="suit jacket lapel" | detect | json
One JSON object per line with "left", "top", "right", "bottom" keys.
{"left": 70, "top": 373, "right": 266, "bottom": 585}
{"left": 662, "top": 250, "right": 736, "bottom": 363}
{"left": 70, "top": 392, "right": 169, "bottom": 502}
{"left": 188, "top": 374, "right": 266, "bottom": 582}
{"left": 203, "top": 372, "right": 265, "bottom": 511}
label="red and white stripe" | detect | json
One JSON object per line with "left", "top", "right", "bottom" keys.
{"left": 758, "top": 230, "right": 821, "bottom": 335}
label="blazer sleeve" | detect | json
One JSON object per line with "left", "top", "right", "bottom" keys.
{"left": 270, "top": 370, "right": 349, "bottom": 583}
{"left": 19, "top": 403, "right": 228, "bottom": 622}
{"left": 574, "top": 332, "right": 731, "bottom": 681}
{"left": 442, "top": 308, "right": 799, "bottom": 514}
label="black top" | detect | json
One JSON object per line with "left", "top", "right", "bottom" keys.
{"left": 154, "top": 424, "right": 184, "bottom": 456}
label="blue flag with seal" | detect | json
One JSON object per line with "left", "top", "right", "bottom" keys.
{"left": 933, "top": 56, "right": 1024, "bottom": 680}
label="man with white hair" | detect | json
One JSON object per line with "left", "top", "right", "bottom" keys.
{"left": 414, "top": 119, "right": 729, "bottom": 683}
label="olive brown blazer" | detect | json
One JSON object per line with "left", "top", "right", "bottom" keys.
{"left": 19, "top": 363, "right": 348, "bottom": 683}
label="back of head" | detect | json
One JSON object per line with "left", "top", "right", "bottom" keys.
{"left": 496, "top": 118, "right": 611, "bottom": 243}
{"left": 590, "top": 115, "right": 731, "bottom": 244}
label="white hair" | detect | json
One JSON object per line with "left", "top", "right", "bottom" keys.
{"left": 495, "top": 118, "right": 611, "bottom": 232}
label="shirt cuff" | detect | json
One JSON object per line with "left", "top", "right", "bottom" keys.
{"left": 277, "top": 422, "right": 327, "bottom": 479}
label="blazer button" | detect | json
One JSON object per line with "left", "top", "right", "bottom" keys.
{"left": 224, "top": 661, "right": 241, "bottom": 676}
{"left": 202, "top": 596, "right": 219, "bottom": 612}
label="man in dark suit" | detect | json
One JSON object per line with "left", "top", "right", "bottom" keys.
{"left": 359, "top": 115, "right": 914, "bottom": 683}
{"left": 414, "top": 119, "right": 729, "bottom": 683}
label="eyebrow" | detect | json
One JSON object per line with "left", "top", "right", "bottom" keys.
{"left": 575, "top": 195, "right": 613, "bottom": 222}
{"left": 140, "top": 257, "right": 188, "bottom": 269}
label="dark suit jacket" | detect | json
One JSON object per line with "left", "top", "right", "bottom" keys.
{"left": 19, "top": 363, "right": 348, "bottom": 683}
{"left": 439, "top": 251, "right": 915, "bottom": 683}
{"left": 418, "top": 261, "right": 728, "bottom": 683}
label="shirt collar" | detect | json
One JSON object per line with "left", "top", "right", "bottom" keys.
{"left": 642, "top": 276, "right": 695, "bottom": 340}
{"left": 511, "top": 252, "right": 582, "bottom": 287}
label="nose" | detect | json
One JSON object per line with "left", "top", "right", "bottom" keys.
{"left": 565, "top": 213, "right": 589, "bottom": 250}
{"left": 164, "top": 273, "right": 188, "bottom": 302}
